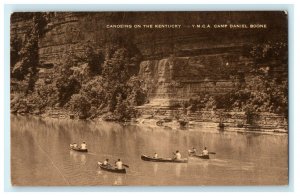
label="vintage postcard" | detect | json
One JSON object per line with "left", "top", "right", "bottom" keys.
{"left": 10, "top": 11, "right": 288, "bottom": 186}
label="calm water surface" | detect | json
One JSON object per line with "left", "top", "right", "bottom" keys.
{"left": 11, "top": 115, "right": 288, "bottom": 186}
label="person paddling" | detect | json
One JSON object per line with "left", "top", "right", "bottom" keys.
{"left": 188, "top": 147, "right": 196, "bottom": 155}
{"left": 103, "top": 159, "right": 111, "bottom": 167}
{"left": 80, "top": 141, "right": 87, "bottom": 150}
{"left": 70, "top": 143, "right": 78, "bottom": 148}
{"left": 154, "top": 152, "right": 158, "bottom": 158}
{"left": 115, "top": 159, "right": 123, "bottom": 170}
{"left": 202, "top": 147, "right": 209, "bottom": 156}
{"left": 173, "top": 150, "right": 182, "bottom": 160}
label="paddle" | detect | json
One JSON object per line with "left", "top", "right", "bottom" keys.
{"left": 122, "top": 164, "right": 129, "bottom": 168}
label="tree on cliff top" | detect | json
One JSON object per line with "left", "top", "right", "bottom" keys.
{"left": 102, "top": 48, "right": 131, "bottom": 83}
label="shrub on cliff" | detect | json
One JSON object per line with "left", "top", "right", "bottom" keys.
{"left": 11, "top": 92, "right": 46, "bottom": 114}
{"left": 187, "top": 94, "right": 217, "bottom": 112}
{"left": 11, "top": 94, "right": 28, "bottom": 113}
{"left": 56, "top": 76, "right": 81, "bottom": 107}
{"left": 102, "top": 48, "right": 145, "bottom": 120}
{"left": 249, "top": 41, "right": 287, "bottom": 65}
{"left": 126, "top": 76, "right": 147, "bottom": 106}
{"left": 82, "top": 44, "right": 104, "bottom": 75}
{"left": 269, "top": 79, "right": 288, "bottom": 116}
{"left": 66, "top": 46, "right": 146, "bottom": 120}
{"left": 11, "top": 13, "right": 49, "bottom": 93}
{"left": 11, "top": 32, "right": 39, "bottom": 92}
{"left": 243, "top": 76, "right": 287, "bottom": 116}
{"left": 216, "top": 74, "right": 288, "bottom": 117}
{"left": 80, "top": 76, "right": 106, "bottom": 106}
{"left": 113, "top": 94, "right": 136, "bottom": 121}
{"left": 35, "top": 79, "right": 59, "bottom": 108}
{"left": 102, "top": 48, "right": 131, "bottom": 83}
{"left": 10, "top": 36, "right": 22, "bottom": 69}
{"left": 211, "top": 40, "right": 288, "bottom": 118}
{"left": 101, "top": 47, "right": 145, "bottom": 112}
{"left": 56, "top": 55, "right": 82, "bottom": 106}
{"left": 69, "top": 94, "right": 91, "bottom": 119}
{"left": 10, "top": 20, "right": 146, "bottom": 120}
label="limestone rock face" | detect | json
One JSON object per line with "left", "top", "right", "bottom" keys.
{"left": 11, "top": 12, "right": 287, "bottom": 62}
{"left": 139, "top": 54, "right": 251, "bottom": 106}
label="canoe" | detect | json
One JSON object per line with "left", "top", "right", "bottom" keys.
{"left": 98, "top": 162, "right": 126, "bottom": 174}
{"left": 70, "top": 146, "right": 88, "bottom": 152}
{"left": 141, "top": 154, "right": 188, "bottom": 163}
{"left": 189, "top": 154, "right": 209, "bottom": 159}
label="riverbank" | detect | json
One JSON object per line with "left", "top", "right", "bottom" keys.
{"left": 134, "top": 118, "right": 288, "bottom": 134}
{"left": 11, "top": 109, "right": 288, "bottom": 135}
{"left": 11, "top": 97, "right": 289, "bottom": 134}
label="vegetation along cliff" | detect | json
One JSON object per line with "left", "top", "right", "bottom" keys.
{"left": 10, "top": 12, "right": 288, "bottom": 129}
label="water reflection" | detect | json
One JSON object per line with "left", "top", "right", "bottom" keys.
{"left": 153, "top": 163, "right": 158, "bottom": 176}
{"left": 102, "top": 174, "right": 108, "bottom": 180}
{"left": 11, "top": 115, "right": 288, "bottom": 185}
{"left": 175, "top": 164, "right": 182, "bottom": 177}
{"left": 80, "top": 154, "right": 87, "bottom": 164}
{"left": 96, "top": 170, "right": 102, "bottom": 175}
{"left": 113, "top": 175, "right": 123, "bottom": 186}
{"left": 69, "top": 151, "right": 87, "bottom": 165}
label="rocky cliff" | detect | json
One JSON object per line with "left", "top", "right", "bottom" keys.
{"left": 10, "top": 12, "right": 288, "bottom": 127}
{"left": 11, "top": 12, "right": 287, "bottom": 61}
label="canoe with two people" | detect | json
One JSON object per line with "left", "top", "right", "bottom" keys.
{"left": 70, "top": 141, "right": 88, "bottom": 152}
{"left": 141, "top": 150, "right": 188, "bottom": 163}
{"left": 98, "top": 158, "right": 129, "bottom": 174}
{"left": 188, "top": 147, "right": 215, "bottom": 159}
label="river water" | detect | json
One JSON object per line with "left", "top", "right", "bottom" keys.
{"left": 11, "top": 115, "right": 288, "bottom": 186}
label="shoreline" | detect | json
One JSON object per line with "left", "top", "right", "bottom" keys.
{"left": 133, "top": 118, "right": 288, "bottom": 134}
{"left": 11, "top": 112, "right": 288, "bottom": 135}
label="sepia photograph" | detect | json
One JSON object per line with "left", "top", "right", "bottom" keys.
{"left": 10, "top": 11, "right": 288, "bottom": 186}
